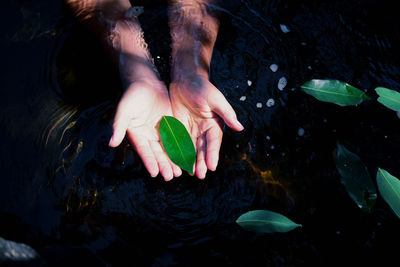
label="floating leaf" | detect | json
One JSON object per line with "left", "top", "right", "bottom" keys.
{"left": 236, "top": 210, "right": 301, "bottom": 233}
{"left": 334, "top": 143, "right": 377, "bottom": 212}
{"left": 376, "top": 168, "right": 400, "bottom": 219}
{"left": 375, "top": 87, "right": 400, "bottom": 111}
{"left": 159, "top": 116, "right": 196, "bottom": 175}
{"left": 301, "top": 79, "right": 371, "bottom": 106}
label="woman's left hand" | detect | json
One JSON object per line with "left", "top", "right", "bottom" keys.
{"left": 170, "top": 74, "right": 243, "bottom": 179}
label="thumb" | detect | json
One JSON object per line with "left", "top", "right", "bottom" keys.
{"left": 109, "top": 102, "right": 131, "bottom": 147}
{"left": 208, "top": 90, "right": 244, "bottom": 132}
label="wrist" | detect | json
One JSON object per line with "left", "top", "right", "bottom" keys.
{"left": 120, "top": 56, "right": 160, "bottom": 88}
{"left": 172, "top": 67, "right": 209, "bottom": 84}
{"left": 171, "top": 48, "right": 210, "bottom": 82}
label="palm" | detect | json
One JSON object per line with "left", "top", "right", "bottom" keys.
{"left": 170, "top": 75, "right": 243, "bottom": 179}
{"left": 172, "top": 99, "right": 223, "bottom": 179}
{"left": 109, "top": 80, "right": 181, "bottom": 180}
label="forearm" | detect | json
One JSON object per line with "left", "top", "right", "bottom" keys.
{"left": 66, "top": 0, "right": 131, "bottom": 23}
{"left": 168, "top": 0, "right": 220, "bottom": 79}
{"left": 66, "top": 0, "right": 157, "bottom": 86}
{"left": 65, "top": 0, "right": 131, "bottom": 27}
{"left": 113, "top": 19, "right": 157, "bottom": 86}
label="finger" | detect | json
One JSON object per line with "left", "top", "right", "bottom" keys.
{"left": 196, "top": 134, "right": 207, "bottom": 179}
{"left": 109, "top": 103, "right": 131, "bottom": 147}
{"left": 205, "top": 125, "right": 223, "bottom": 171}
{"left": 208, "top": 90, "right": 244, "bottom": 132}
{"left": 127, "top": 133, "right": 159, "bottom": 177}
{"left": 169, "top": 159, "right": 182, "bottom": 177}
{"left": 150, "top": 141, "right": 174, "bottom": 181}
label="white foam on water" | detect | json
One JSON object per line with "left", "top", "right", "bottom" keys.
{"left": 266, "top": 98, "right": 275, "bottom": 107}
{"left": 297, "top": 128, "right": 305, "bottom": 136}
{"left": 280, "top": 24, "right": 290, "bottom": 33}
{"left": 269, "top": 64, "right": 278, "bottom": 72}
{"left": 278, "top": 77, "right": 287, "bottom": 90}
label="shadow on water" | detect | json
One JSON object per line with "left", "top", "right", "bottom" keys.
{"left": 1, "top": 0, "right": 400, "bottom": 266}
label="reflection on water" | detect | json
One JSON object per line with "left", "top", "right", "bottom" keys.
{"left": 1, "top": 0, "right": 400, "bottom": 265}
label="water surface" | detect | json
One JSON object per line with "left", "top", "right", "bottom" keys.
{"left": 1, "top": 0, "right": 399, "bottom": 265}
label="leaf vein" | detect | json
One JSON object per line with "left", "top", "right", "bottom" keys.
{"left": 380, "top": 95, "right": 400, "bottom": 104}
{"left": 301, "top": 85, "right": 362, "bottom": 98}
{"left": 379, "top": 168, "right": 400, "bottom": 200}
{"left": 237, "top": 219, "right": 297, "bottom": 226}
{"left": 162, "top": 116, "right": 188, "bottom": 165}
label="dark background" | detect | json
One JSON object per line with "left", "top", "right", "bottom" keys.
{"left": 0, "top": 0, "right": 399, "bottom": 266}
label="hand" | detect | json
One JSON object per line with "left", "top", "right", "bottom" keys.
{"left": 108, "top": 17, "right": 181, "bottom": 181}
{"left": 109, "top": 79, "right": 182, "bottom": 181}
{"left": 170, "top": 74, "right": 244, "bottom": 179}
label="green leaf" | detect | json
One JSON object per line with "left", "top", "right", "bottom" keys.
{"left": 375, "top": 87, "right": 400, "bottom": 111}
{"left": 334, "top": 143, "right": 377, "bottom": 212}
{"left": 159, "top": 116, "right": 196, "bottom": 175}
{"left": 236, "top": 210, "right": 301, "bottom": 233}
{"left": 301, "top": 79, "right": 371, "bottom": 106}
{"left": 376, "top": 168, "right": 400, "bottom": 219}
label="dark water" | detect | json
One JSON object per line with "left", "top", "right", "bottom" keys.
{"left": 1, "top": 0, "right": 400, "bottom": 266}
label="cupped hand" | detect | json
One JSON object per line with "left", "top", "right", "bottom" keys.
{"left": 170, "top": 74, "right": 244, "bottom": 179}
{"left": 109, "top": 79, "right": 182, "bottom": 181}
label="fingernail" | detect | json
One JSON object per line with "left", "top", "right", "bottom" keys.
{"left": 175, "top": 169, "right": 182, "bottom": 177}
{"left": 210, "top": 156, "right": 218, "bottom": 171}
{"left": 237, "top": 121, "right": 244, "bottom": 130}
{"left": 108, "top": 136, "right": 114, "bottom": 147}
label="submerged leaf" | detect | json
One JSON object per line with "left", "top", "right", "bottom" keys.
{"left": 376, "top": 168, "right": 400, "bottom": 219}
{"left": 301, "top": 79, "right": 370, "bottom": 106}
{"left": 375, "top": 87, "right": 400, "bottom": 111}
{"left": 334, "top": 143, "right": 377, "bottom": 212}
{"left": 236, "top": 210, "right": 301, "bottom": 233}
{"left": 159, "top": 116, "right": 196, "bottom": 175}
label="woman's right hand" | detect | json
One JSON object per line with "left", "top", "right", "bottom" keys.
{"left": 108, "top": 18, "right": 182, "bottom": 181}
{"left": 109, "top": 79, "right": 182, "bottom": 181}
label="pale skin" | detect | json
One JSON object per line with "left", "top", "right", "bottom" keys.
{"left": 66, "top": 0, "right": 243, "bottom": 181}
